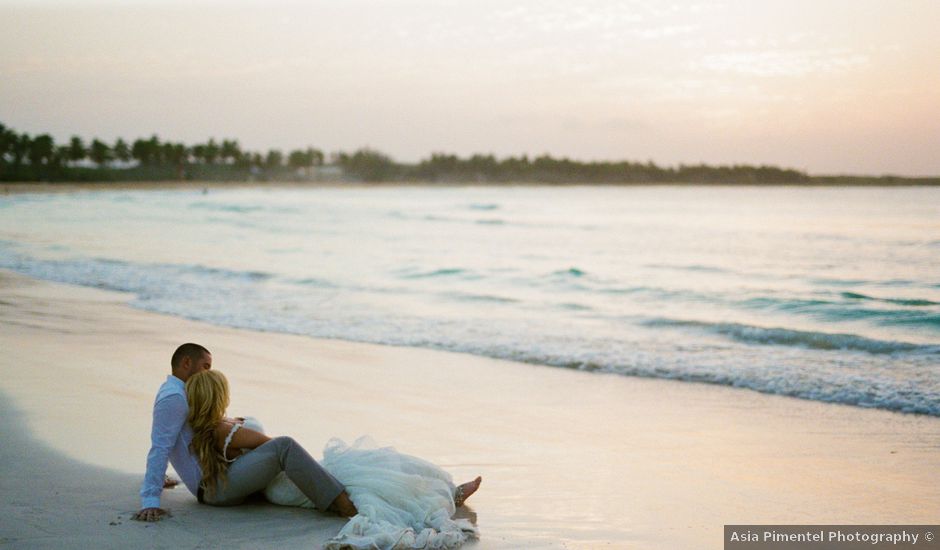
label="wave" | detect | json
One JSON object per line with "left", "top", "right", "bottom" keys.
{"left": 467, "top": 203, "right": 500, "bottom": 211}
{"left": 642, "top": 318, "right": 939, "bottom": 355}
{"left": 841, "top": 291, "right": 939, "bottom": 307}
{"left": 599, "top": 286, "right": 649, "bottom": 295}
{"left": 442, "top": 291, "right": 518, "bottom": 304}
{"left": 810, "top": 277, "right": 871, "bottom": 287}
{"left": 378, "top": 334, "right": 940, "bottom": 417}
{"left": 646, "top": 263, "right": 729, "bottom": 274}
{"left": 1, "top": 240, "right": 937, "bottom": 419}
{"left": 189, "top": 201, "right": 266, "bottom": 214}
{"left": 391, "top": 212, "right": 511, "bottom": 228}
{"left": 734, "top": 292, "right": 940, "bottom": 329}
{"left": 293, "top": 276, "right": 340, "bottom": 289}
{"left": 552, "top": 267, "right": 586, "bottom": 277}
{"left": 879, "top": 279, "right": 918, "bottom": 287}
{"left": 524, "top": 356, "right": 940, "bottom": 416}
{"left": 397, "top": 267, "right": 477, "bottom": 280}
{"left": 0, "top": 251, "right": 277, "bottom": 295}
{"left": 1, "top": 251, "right": 937, "bottom": 418}
{"left": 813, "top": 277, "right": 923, "bottom": 288}
{"left": 738, "top": 296, "right": 831, "bottom": 311}
{"left": 182, "top": 263, "right": 274, "bottom": 281}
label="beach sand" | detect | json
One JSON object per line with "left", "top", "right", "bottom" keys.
{"left": 0, "top": 269, "right": 937, "bottom": 549}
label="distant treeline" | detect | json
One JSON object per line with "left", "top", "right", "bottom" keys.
{"left": 2, "top": 121, "right": 937, "bottom": 185}
{"left": 342, "top": 149, "right": 812, "bottom": 184}
{"left": 0, "top": 121, "right": 323, "bottom": 182}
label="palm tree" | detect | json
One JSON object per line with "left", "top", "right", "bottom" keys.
{"left": 164, "top": 143, "right": 188, "bottom": 179}
{"left": 147, "top": 135, "right": 162, "bottom": 164}
{"left": 191, "top": 144, "right": 206, "bottom": 164}
{"left": 220, "top": 139, "right": 241, "bottom": 164}
{"left": 287, "top": 149, "right": 306, "bottom": 171}
{"left": 307, "top": 147, "right": 324, "bottom": 167}
{"left": 204, "top": 139, "right": 220, "bottom": 164}
{"left": 28, "top": 134, "right": 56, "bottom": 168}
{"left": 20, "top": 133, "right": 56, "bottom": 179}
{"left": 339, "top": 148, "right": 397, "bottom": 181}
{"left": 131, "top": 135, "right": 162, "bottom": 165}
{"left": 89, "top": 138, "right": 113, "bottom": 167}
{"left": 160, "top": 142, "right": 177, "bottom": 166}
{"left": 113, "top": 138, "right": 131, "bottom": 163}
{"left": 233, "top": 148, "right": 251, "bottom": 169}
{"left": 12, "top": 132, "right": 32, "bottom": 170}
{"left": 68, "top": 136, "right": 87, "bottom": 165}
{"left": 165, "top": 142, "right": 188, "bottom": 166}
{"left": 0, "top": 123, "right": 16, "bottom": 174}
{"left": 132, "top": 138, "right": 152, "bottom": 165}
{"left": 265, "top": 149, "right": 283, "bottom": 170}
{"left": 53, "top": 144, "right": 70, "bottom": 171}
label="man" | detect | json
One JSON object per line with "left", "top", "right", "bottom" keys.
{"left": 133, "top": 343, "right": 356, "bottom": 522}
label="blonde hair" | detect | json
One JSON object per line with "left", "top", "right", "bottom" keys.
{"left": 185, "top": 369, "right": 230, "bottom": 499}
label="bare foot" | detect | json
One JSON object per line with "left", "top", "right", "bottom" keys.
{"left": 454, "top": 476, "right": 482, "bottom": 507}
{"left": 327, "top": 491, "right": 358, "bottom": 517}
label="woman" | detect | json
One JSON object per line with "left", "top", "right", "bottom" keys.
{"left": 185, "top": 370, "right": 482, "bottom": 549}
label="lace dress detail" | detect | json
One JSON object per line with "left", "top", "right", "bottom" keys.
{"left": 220, "top": 422, "right": 242, "bottom": 463}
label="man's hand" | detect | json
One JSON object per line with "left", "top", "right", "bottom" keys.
{"left": 132, "top": 507, "right": 172, "bottom": 522}
{"left": 163, "top": 475, "right": 179, "bottom": 489}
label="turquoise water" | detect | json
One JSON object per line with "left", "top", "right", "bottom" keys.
{"left": 1, "top": 185, "right": 938, "bottom": 415}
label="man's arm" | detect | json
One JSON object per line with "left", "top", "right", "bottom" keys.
{"left": 134, "top": 393, "right": 188, "bottom": 521}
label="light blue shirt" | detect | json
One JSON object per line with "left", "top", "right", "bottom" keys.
{"left": 140, "top": 375, "right": 202, "bottom": 509}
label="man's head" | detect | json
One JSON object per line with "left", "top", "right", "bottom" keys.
{"left": 171, "top": 343, "right": 212, "bottom": 382}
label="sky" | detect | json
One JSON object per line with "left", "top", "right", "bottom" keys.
{"left": 2, "top": 0, "right": 939, "bottom": 176}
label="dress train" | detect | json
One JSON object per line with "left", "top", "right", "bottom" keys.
{"left": 242, "top": 419, "right": 478, "bottom": 549}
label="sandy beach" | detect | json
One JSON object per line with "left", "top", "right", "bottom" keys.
{"left": 0, "top": 268, "right": 937, "bottom": 549}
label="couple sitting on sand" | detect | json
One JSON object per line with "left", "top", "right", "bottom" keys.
{"left": 133, "top": 343, "right": 482, "bottom": 549}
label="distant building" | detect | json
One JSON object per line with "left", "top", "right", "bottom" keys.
{"left": 311, "top": 164, "right": 345, "bottom": 181}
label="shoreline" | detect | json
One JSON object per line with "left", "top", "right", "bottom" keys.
{"left": 1, "top": 269, "right": 938, "bottom": 549}
{"left": 0, "top": 257, "right": 934, "bottom": 420}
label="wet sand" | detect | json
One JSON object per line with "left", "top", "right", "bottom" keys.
{"left": 0, "top": 269, "right": 937, "bottom": 549}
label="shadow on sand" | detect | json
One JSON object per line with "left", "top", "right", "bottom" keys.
{"left": 0, "top": 391, "right": 352, "bottom": 549}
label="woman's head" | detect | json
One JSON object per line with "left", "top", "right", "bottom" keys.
{"left": 185, "top": 369, "right": 231, "bottom": 498}
{"left": 186, "top": 369, "right": 229, "bottom": 425}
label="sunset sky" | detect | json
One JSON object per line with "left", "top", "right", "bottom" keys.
{"left": 2, "top": 0, "right": 938, "bottom": 176}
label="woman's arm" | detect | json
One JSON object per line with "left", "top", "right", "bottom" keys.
{"left": 226, "top": 425, "right": 272, "bottom": 452}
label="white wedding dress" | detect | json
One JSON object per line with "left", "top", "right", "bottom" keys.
{"left": 240, "top": 419, "right": 479, "bottom": 549}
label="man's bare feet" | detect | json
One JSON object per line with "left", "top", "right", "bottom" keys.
{"left": 327, "top": 491, "right": 358, "bottom": 517}
{"left": 454, "top": 476, "right": 482, "bottom": 507}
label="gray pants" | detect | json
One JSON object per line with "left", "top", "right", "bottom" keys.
{"left": 203, "top": 436, "right": 345, "bottom": 511}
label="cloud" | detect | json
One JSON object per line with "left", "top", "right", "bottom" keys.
{"left": 625, "top": 24, "right": 699, "bottom": 40}
{"left": 694, "top": 49, "right": 869, "bottom": 77}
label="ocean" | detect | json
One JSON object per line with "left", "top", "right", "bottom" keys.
{"left": 1, "top": 185, "right": 938, "bottom": 415}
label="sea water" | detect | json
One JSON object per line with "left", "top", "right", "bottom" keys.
{"left": 1, "top": 185, "right": 937, "bottom": 415}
